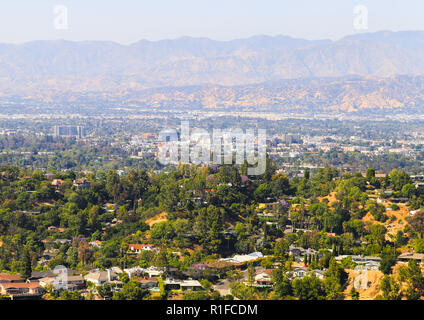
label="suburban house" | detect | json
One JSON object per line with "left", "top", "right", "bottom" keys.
{"left": 289, "top": 246, "right": 317, "bottom": 261}
{"left": 256, "top": 202, "right": 281, "bottom": 215}
{"left": 289, "top": 246, "right": 303, "bottom": 258}
{"left": 180, "top": 280, "right": 203, "bottom": 291}
{"left": 287, "top": 267, "right": 325, "bottom": 280}
{"left": 27, "top": 271, "right": 56, "bottom": 283}
{"left": 103, "top": 203, "right": 117, "bottom": 213}
{"left": 133, "top": 277, "right": 159, "bottom": 290}
{"left": 109, "top": 267, "right": 123, "bottom": 274}
{"left": 84, "top": 270, "right": 120, "bottom": 286}
{"left": 89, "top": 240, "right": 102, "bottom": 248}
{"left": 72, "top": 179, "right": 91, "bottom": 189}
{"left": 254, "top": 270, "right": 273, "bottom": 287}
{"left": 27, "top": 269, "right": 80, "bottom": 283}
{"left": 284, "top": 226, "right": 295, "bottom": 234}
{"left": 219, "top": 252, "right": 264, "bottom": 265}
{"left": 354, "top": 261, "right": 380, "bottom": 271}
{"left": 207, "top": 260, "right": 243, "bottom": 271}
{"left": 0, "top": 282, "right": 44, "bottom": 299}
{"left": 39, "top": 275, "right": 85, "bottom": 291}
{"left": 397, "top": 252, "right": 424, "bottom": 262}
{"left": 164, "top": 279, "right": 202, "bottom": 291}
{"left": 123, "top": 267, "right": 144, "bottom": 278}
{"left": 51, "top": 179, "right": 65, "bottom": 190}
{"left": 124, "top": 266, "right": 165, "bottom": 279}
{"left": 311, "top": 270, "right": 325, "bottom": 279}
{"left": 128, "top": 244, "right": 156, "bottom": 253}
{"left": 0, "top": 273, "right": 25, "bottom": 283}
{"left": 289, "top": 267, "right": 308, "bottom": 279}
{"left": 54, "top": 239, "right": 72, "bottom": 245}
{"left": 335, "top": 255, "right": 381, "bottom": 265}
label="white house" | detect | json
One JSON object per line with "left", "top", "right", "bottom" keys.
{"left": 84, "top": 270, "right": 119, "bottom": 286}
{"left": 128, "top": 244, "right": 156, "bottom": 253}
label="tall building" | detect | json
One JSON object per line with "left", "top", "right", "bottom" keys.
{"left": 53, "top": 126, "right": 86, "bottom": 138}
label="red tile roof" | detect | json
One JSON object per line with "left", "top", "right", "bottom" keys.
{"left": 0, "top": 273, "right": 23, "bottom": 281}
{"left": 0, "top": 282, "right": 41, "bottom": 289}
{"left": 128, "top": 244, "right": 154, "bottom": 250}
{"left": 133, "top": 277, "right": 158, "bottom": 283}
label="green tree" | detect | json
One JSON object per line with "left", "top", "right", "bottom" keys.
{"left": 21, "top": 249, "right": 32, "bottom": 280}
{"left": 350, "top": 287, "right": 359, "bottom": 300}
{"left": 413, "top": 238, "right": 424, "bottom": 253}
{"left": 379, "top": 247, "right": 399, "bottom": 275}
{"left": 272, "top": 268, "right": 292, "bottom": 298}
{"left": 247, "top": 263, "right": 255, "bottom": 285}
{"left": 274, "top": 239, "right": 289, "bottom": 262}
{"left": 323, "top": 258, "right": 348, "bottom": 300}
{"left": 380, "top": 275, "right": 402, "bottom": 300}
{"left": 112, "top": 281, "right": 148, "bottom": 300}
{"left": 366, "top": 168, "right": 376, "bottom": 182}
{"left": 370, "top": 224, "right": 387, "bottom": 247}
{"left": 398, "top": 260, "right": 424, "bottom": 300}
{"left": 389, "top": 169, "right": 411, "bottom": 191}
{"left": 407, "top": 210, "right": 424, "bottom": 238}
{"left": 230, "top": 282, "right": 256, "bottom": 300}
{"left": 194, "top": 205, "right": 223, "bottom": 253}
{"left": 97, "top": 283, "right": 113, "bottom": 300}
{"left": 292, "top": 274, "right": 325, "bottom": 300}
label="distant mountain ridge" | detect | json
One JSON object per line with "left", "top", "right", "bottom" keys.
{"left": 98, "top": 75, "right": 424, "bottom": 112}
{"left": 2, "top": 31, "right": 424, "bottom": 111}
{"left": 10, "top": 75, "right": 422, "bottom": 113}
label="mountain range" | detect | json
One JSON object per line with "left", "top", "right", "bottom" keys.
{"left": 2, "top": 31, "right": 424, "bottom": 111}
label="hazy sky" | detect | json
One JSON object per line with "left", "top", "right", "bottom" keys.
{"left": 0, "top": 0, "right": 423, "bottom": 44}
